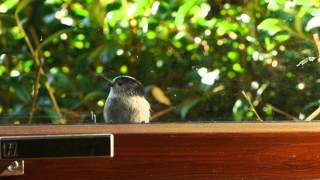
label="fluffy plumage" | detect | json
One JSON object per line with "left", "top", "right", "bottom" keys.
{"left": 104, "top": 76, "right": 150, "bottom": 123}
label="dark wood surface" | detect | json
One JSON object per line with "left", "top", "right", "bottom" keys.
{"left": 1, "top": 123, "right": 320, "bottom": 179}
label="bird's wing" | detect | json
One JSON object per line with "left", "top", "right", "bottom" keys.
{"left": 105, "top": 98, "right": 130, "bottom": 123}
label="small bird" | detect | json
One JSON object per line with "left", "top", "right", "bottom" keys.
{"left": 104, "top": 76, "right": 150, "bottom": 123}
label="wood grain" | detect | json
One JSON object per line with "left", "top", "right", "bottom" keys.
{"left": 1, "top": 122, "right": 320, "bottom": 135}
{"left": 1, "top": 123, "right": 320, "bottom": 179}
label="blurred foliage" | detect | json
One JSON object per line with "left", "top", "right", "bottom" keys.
{"left": 0, "top": 0, "right": 319, "bottom": 124}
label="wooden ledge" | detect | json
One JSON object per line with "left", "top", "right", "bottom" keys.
{"left": 2, "top": 122, "right": 320, "bottom": 178}
{"left": 1, "top": 122, "right": 320, "bottom": 135}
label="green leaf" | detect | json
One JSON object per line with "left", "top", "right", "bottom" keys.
{"left": 264, "top": 37, "right": 276, "bottom": 51}
{"left": 135, "top": 0, "right": 154, "bottom": 17}
{"left": 175, "top": 0, "right": 198, "bottom": 26}
{"left": 257, "top": 18, "right": 284, "bottom": 35}
{"left": 227, "top": 51, "right": 239, "bottom": 61}
{"left": 216, "top": 21, "right": 238, "bottom": 36}
{"left": 88, "top": 2, "right": 107, "bottom": 28}
{"left": 43, "top": 107, "right": 59, "bottom": 124}
{"left": 232, "top": 99, "right": 244, "bottom": 121}
{"left": 233, "top": 63, "right": 244, "bottom": 73}
{"left": 71, "top": 3, "right": 89, "bottom": 17}
{"left": 147, "top": 31, "right": 156, "bottom": 39}
{"left": 179, "top": 99, "right": 200, "bottom": 119}
{"left": 106, "top": 1, "right": 127, "bottom": 27}
{"left": 55, "top": 72, "right": 69, "bottom": 88}
{"left": 72, "top": 91, "right": 106, "bottom": 109}
{"left": 308, "top": 8, "right": 320, "bottom": 16}
{"left": 106, "top": 2, "right": 121, "bottom": 12}
{"left": 274, "top": 34, "right": 290, "bottom": 42}
{"left": 1, "top": 0, "right": 19, "bottom": 11}
{"left": 266, "top": 0, "right": 285, "bottom": 11}
{"left": 12, "top": 84, "right": 31, "bottom": 104}
{"left": 293, "top": 0, "right": 313, "bottom": 6}
{"left": 0, "top": 14, "right": 15, "bottom": 24}
{"left": 305, "top": 16, "right": 320, "bottom": 31}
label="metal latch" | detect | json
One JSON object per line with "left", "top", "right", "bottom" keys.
{"left": 0, "top": 134, "right": 114, "bottom": 159}
{"left": 0, "top": 134, "right": 113, "bottom": 177}
{"left": 0, "top": 160, "right": 24, "bottom": 177}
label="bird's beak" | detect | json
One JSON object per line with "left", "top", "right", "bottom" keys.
{"left": 96, "top": 74, "right": 114, "bottom": 87}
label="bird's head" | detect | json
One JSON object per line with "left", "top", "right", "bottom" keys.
{"left": 108, "top": 76, "right": 145, "bottom": 97}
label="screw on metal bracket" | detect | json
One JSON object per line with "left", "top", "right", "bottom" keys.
{"left": 0, "top": 160, "right": 24, "bottom": 177}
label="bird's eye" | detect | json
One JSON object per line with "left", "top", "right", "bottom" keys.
{"left": 117, "top": 82, "right": 122, "bottom": 86}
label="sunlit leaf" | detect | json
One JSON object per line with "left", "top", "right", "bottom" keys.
{"left": 71, "top": 3, "right": 89, "bottom": 17}
{"left": 0, "top": 65, "right": 6, "bottom": 76}
{"left": 266, "top": 0, "right": 280, "bottom": 11}
{"left": 305, "top": 16, "right": 320, "bottom": 31}
{"left": 274, "top": 34, "right": 290, "bottom": 42}
{"left": 152, "top": 86, "right": 171, "bottom": 106}
{"left": 175, "top": 0, "right": 198, "bottom": 26}
{"left": 264, "top": 37, "right": 276, "bottom": 51}
{"left": 257, "top": 18, "right": 283, "bottom": 35}
{"left": 147, "top": 31, "right": 156, "bottom": 39}
{"left": 293, "top": 0, "right": 313, "bottom": 6}
{"left": 0, "top": 0, "right": 18, "bottom": 12}
{"left": 106, "top": 2, "right": 127, "bottom": 27}
{"left": 232, "top": 63, "right": 244, "bottom": 73}
{"left": 216, "top": 21, "right": 238, "bottom": 36}
{"left": 10, "top": 26, "right": 23, "bottom": 39}
{"left": 135, "top": 0, "right": 154, "bottom": 17}
{"left": 308, "top": 8, "right": 320, "bottom": 16}
{"left": 120, "top": 65, "right": 128, "bottom": 74}
{"left": 227, "top": 51, "right": 239, "bottom": 61}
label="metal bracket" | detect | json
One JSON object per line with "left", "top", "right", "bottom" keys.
{"left": 0, "top": 134, "right": 114, "bottom": 159}
{"left": 0, "top": 160, "right": 24, "bottom": 177}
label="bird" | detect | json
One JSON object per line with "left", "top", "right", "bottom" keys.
{"left": 103, "top": 76, "right": 151, "bottom": 123}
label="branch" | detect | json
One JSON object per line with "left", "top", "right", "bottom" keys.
{"left": 28, "top": 58, "right": 43, "bottom": 124}
{"left": 241, "top": 91, "right": 263, "bottom": 122}
{"left": 305, "top": 106, "right": 320, "bottom": 121}
{"left": 151, "top": 99, "right": 194, "bottom": 120}
{"left": 15, "top": 2, "right": 35, "bottom": 57}
{"left": 28, "top": 25, "right": 43, "bottom": 124}
{"left": 313, "top": 33, "right": 320, "bottom": 57}
{"left": 15, "top": 3, "right": 65, "bottom": 123}
{"left": 302, "top": 34, "right": 320, "bottom": 122}
{"left": 151, "top": 85, "right": 224, "bottom": 120}
{"left": 266, "top": 104, "right": 299, "bottom": 121}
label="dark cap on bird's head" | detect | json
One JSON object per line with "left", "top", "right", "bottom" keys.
{"left": 109, "top": 76, "right": 145, "bottom": 96}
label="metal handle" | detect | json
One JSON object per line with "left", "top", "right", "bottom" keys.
{"left": 0, "top": 134, "right": 114, "bottom": 159}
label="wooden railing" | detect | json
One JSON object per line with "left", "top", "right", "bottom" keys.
{"left": 1, "top": 122, "right": 320, "bottom": 179}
